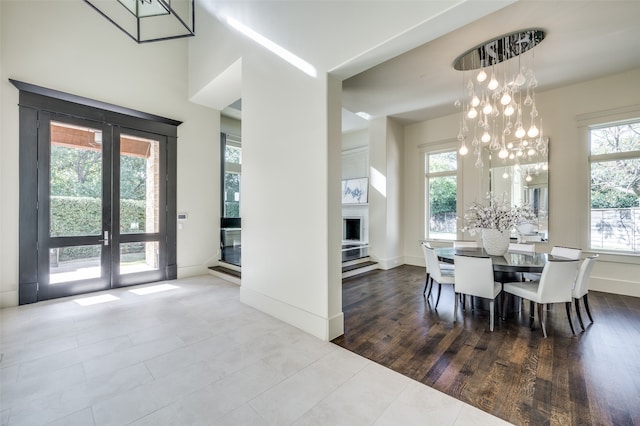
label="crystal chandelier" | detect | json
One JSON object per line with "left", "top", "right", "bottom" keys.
{"left": 453, "top": 29, "right": 548, "bottom": 169}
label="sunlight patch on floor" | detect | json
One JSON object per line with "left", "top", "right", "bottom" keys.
{"left": 129, "top": 284, "right": 179, "bottom": 295}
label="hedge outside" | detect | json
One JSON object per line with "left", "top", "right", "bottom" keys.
{"left": 51, "top": 196, "right": 145, "bottom": 261}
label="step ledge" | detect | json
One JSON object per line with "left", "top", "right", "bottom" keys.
{"left": 342, "top": 263, "right": 378, "bottom": 279}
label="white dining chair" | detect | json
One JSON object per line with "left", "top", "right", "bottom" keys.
{"left": 453, "top": 240, "right": 479, "bottom": 249}
{"left": 550, "top": 246, "right": 582, "bottom": 260}
{"left": 453, "top": 255, "right": 502, "bottom": 331}
{"left": 572, "top": 254, "right": 598, "bottom": 331}
{"left": 421, "top": 242, "right": 453, "bottom": 297}
{"left": 423, "top": 244, "right": 455, "bottom": 309}
{"left": 502, "top": 258, "right": 580, "bottom": 337}
{"left": 523, "top": 245, "right": 582, "bottom": 281}
{"left": 508, "top": 243, "right": 535, "bottom": 253}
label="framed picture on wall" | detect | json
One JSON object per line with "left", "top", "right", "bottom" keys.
{"left": 342, "top": 177, "right": 369, "bottom": 204}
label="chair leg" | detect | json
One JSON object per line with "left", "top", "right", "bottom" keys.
{"left": 537, "top": 303, "right": 547, "bottom": 338}
{"left": 574, "top": 298, "right": 585, "bottom": 331}
{"left": 501, "top": 293, "right": 507, "bottom": 321}
{"left": 529, "top": 300, "right": 535, "bottom": 328}
{"left": 489, "top": 300, "right": 494, "bottom": 332}
{"left": 426, "top": 277, "right": 433, "bottom": 299}
{"left": 565, "top": 302, "right": 576, "bottom": 335}
{"left": 423, "top": 273, "right": 430, "bottom": 295}
{"left": 454, "top": 292, "right": 458, "bottom": 323}
{"left": 583, "top": 294, "right": 595, "bottom": 323}
{"left": 435, "top": 283, "right": 442, "bottom": 308}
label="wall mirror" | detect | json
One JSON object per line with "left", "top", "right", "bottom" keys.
{"left": 489, "top": 138, "right": 549, "bottom": 242}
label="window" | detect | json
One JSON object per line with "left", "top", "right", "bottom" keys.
{"left": 425, "top": 149, "right": 458, "bottom": 240}
{"left": 589, "top": 120, "right": 640, "bottom": 252}
{"left": 223, "top": 137, "right": 241, "bottom": 218}
{"left": 220, "top": 132, "right": 242, "bottom": 266}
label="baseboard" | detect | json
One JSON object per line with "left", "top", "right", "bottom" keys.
{"left": 590, "top": 276, "right": 640, "bottom": 298}
{"left": 208, "top": 268, "right": 241, "bottom": 286}
{"left": 328, "top": 311, "right": 344, "bottom": 340}
{"left": 0, "top": 290, "right": 18, "bottom": 308}
{"left": 240, "top": 286, "right": 342, "bottom": 341}
{"left": 177, "top": 264, "right": 209, "bottom": 278}
{"left": 374, "top": 256, "right": 405, "bottom": 270}
{"left": 342, "top": 262, "right": 378, "bottom": 278}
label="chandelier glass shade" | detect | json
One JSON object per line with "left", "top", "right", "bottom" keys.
{"left": 453, "top": 29, "right": 548, "bottom": 169}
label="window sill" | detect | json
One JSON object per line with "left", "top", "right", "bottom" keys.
{"left": 583, "top": 249, "right": 640, "bottom": 265}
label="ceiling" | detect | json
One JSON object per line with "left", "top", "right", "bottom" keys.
{"left": 211, "top": 1, "right": 640, "bottom": 133}
{"left": 341, "top": 0, "right": 640, "bottom": 131}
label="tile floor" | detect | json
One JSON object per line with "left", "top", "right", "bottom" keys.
{"left": 0, "top": 275, "right": 510, "bottom": 425}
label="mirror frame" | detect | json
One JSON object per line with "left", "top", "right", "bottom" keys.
{"left": 488, "top": 138, "right": 549, "bottom": 243}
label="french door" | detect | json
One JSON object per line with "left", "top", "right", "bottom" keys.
{"left": 36, "top": 113, "right": 168, "bottom": 301}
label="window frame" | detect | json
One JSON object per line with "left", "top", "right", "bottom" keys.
{"left": 422, "top": 142, "right": 462, "bottom": 241}
{"left": 220, "top": 132, "right": 242, "bottom": 219}
{"left": 12, "top": 79, "right": 179, "bottom": 304}
{"left": 587, "top": 118, "right": 640, "bottom": 254}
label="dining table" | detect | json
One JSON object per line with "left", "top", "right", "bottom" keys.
{"left": 434, "top": 246, "right": 551, "bottom": 317}
{"left": 434, "top": 246, "right": 548, "bottom": 276}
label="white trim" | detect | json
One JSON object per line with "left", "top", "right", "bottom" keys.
{"left": 342, "top": 145, "right": 369, "bottom": 156}
{"left": 418, "top": 137, "right": 458, "bottom": 152}
{"left": 240, "top": 286, "right": 340, "bottom": 341}
{"left": 590, "top": 276, "right": 640, "bottom": 298}
{"left": 177, "top": 265, "right": 210, "bottom": 278}
{"left": 421, "top": 141, "right": 460, "bottom": 242}
{"left": 576, "top": 104, "right": 640, "bottom": 127}
{"left": 374, "top": 255, "right": 405, "bottom": 270}
{"left": 208, "top": 269, "right": 241, "bottom": 286}
{"left": 584, "top": 118, "right": 640, "bottom": 254}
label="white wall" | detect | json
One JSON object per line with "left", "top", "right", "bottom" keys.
{"left": 342, "top": 130, "right": 369, "bottom": 243}
{"left": 403, "top": 68, "right": 640, "bottom": 297}
{"left": 188, "top": 6, "right": 343, "bottom": 341}
{"left": 368, "top": 118, "right": 404, "bottom": 269}
{"left": 221, "top": 116, "right": 241, "bottom": 137}
{"left": 0, "top": 1, "right": 218, "bottom": 307}
{"left": 239, "top": 54, "right": 342, "bottom": 340}
{"left": 342, "top": 129, "right": 368, "bottom": 152}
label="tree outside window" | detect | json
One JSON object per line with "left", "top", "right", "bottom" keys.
{"left": 223, "top": 143, "right": 241, "bottom": 218}
{"left": 589, "top": 121, "right": 640, "bottom": 252}
{"left": 426, "top": 150, "right": 457, "bottom": 240}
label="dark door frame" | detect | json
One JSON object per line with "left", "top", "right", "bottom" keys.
{"left": 12, "top": 79, "right": 180, "bottom": 304}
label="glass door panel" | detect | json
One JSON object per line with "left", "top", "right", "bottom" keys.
{"left": 120, "top": 135, "right": 160, "bottom": 234}
{"left": 38, "top": 119, "right": 168, "bottom": 300}
{"left": 49, "top": 122, "right": 103, "bottom": 237}
{"left": 38, "top": 118, "right": 111, "bottom": 300}
{"left": 49, "top": 245, "right": 102, "bottom": 284}
{"left": 120, "top": 242, "right": 159, "bottom": 275}
{"left": 115, "top": 130, "right": 165, "bottom": 287}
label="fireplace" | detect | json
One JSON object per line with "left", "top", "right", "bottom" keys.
{"left": 343, "top": 217, "right": 363, "bottom": 242}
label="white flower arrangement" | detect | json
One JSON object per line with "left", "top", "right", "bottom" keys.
{"left": 462, "top": 192, "right": 537, "bottom": 234}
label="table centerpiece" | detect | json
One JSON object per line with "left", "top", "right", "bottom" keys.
{"left": 462, "top": 193, "right": 537, "bottom": 255}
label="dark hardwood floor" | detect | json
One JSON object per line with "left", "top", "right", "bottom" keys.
{"left": 332, "top": 265, "right": 640, "bottom": 425}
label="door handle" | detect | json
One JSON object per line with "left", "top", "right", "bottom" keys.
{"left": 99, "top": 231, "right": 109, "bottom": 246}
